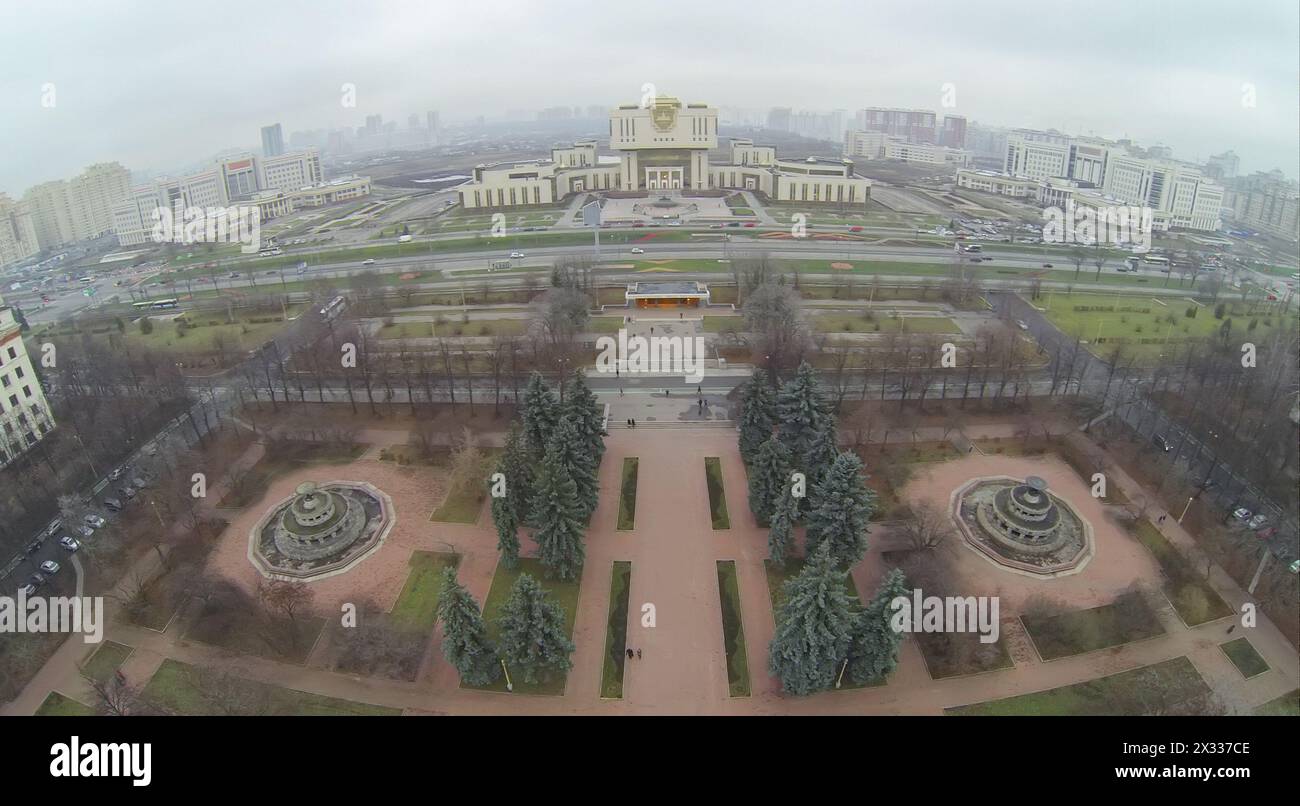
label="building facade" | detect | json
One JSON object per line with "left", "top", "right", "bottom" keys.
{"left": 0, "top": 195, "right": 41, "bottom": 269}
{"left": 261, "top": 123, "right": 285, "bottom": 157}
{"left": 0, "top": 297, "right": 55, "bottom": 469}
{"left": 458, "top": 96, "right": 871, "bottom": 210}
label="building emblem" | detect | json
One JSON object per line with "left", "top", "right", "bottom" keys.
{"left": 651, "top": 98, "right": 679, "bottom": 132}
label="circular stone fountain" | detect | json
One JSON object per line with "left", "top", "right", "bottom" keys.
{"left": 248, "top": 480, "right": 394, "bottom": 581}
{"left": 950, "top": 475, "right": 1093, "bottom": 578}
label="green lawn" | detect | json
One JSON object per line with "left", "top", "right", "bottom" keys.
{"left": 377, "top": 318, "right": 528, "bottom": 339}
{"left": 704, "top": 457, "right": 730, "bottom": 529}
{"left": 390, "top": 552, "right": 461, "bottom": 630}
{"left": 1021, "top": 592, "right": 1166, "bottom": 660}
{"left": 1220, "top": 637, "right": 1269, "bottom": 679}
{"left": 430, "top": 452, "right": 501, "bottom": 523}
{"left": 1038, "top": 291, "right": 1295, "bottom": 362}
{"left": 716, "top": 561, "right": 751, "bottom": 697}
{"left": 1131, "top": 520, "right": 1233, "bottom": 626}
{"left": 35, "top": 692, "right": 96, "bottom": 716}
{"left": 143, "top": 659, "right": 400, "bottom": 715}
{"left": 1255, "top": 689, "right": 1299, "bottom": 716}
{"left": 80, "top": 641, "right": 134, "bottom": 685}
{"left": 617, "top": 458, "right": 639, "bottom": 530}
{"left": 600, "top": 561, "right": 633, "bottom": 699}
{"left": 947, "top": 656, "right": 1211, "bottom": 716}
{"left": 470, "top": 557, "right": 581, "bottom": 696}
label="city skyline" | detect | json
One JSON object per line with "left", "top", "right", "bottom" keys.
{"left": 2, "top": 0, "right": 1297, "bottom": 192}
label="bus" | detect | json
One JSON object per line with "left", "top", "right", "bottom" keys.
{"left": 258, "top": 247, "right": 283, "bottom": 257}
{"left": 1142, "top": 254, "right": 1169, "bottom": 266}
{"left": 133, "top": 298, "right": 179, "bottom": 310}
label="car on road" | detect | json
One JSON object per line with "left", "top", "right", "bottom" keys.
{"left": 1015, "top": 320, "right": 1029, "bottom": 330}
{"left": 1152, "top": 434, "right": 1172, "bottom": 452}
{"left": 630, "top": 247, "right": 645, "bottom": 254}
{"left": 744, "top": 222, "right": 756, "bottom": 227}
{"left": 509, "top": 251, "right": 525, "bottom": 259}
{"left": 1042, "top": 263, "right": 1053, "bottom": 268}
{"left": 40, "top": 560, "right": 60, "bottom": 575}
{"left": 60, "top": 536, "right": 81, "bottom": 552}
{"left": 1247, "top": 514, "right": 1269, "bottom": 530}
{"left": 361, "top": 258, "right": 376, "bottom": 266}
{"left": 849, "top": 226, "right": 864, "bottom": 232}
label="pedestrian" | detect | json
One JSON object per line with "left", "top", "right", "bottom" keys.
{"left": 626, "top": 648, "right": 634, "bottom": 660}
{"left": 679, "top": 312, "right": 683, "bottom": 319}
{"left": 631, "top": 418, "right": 636, "bottom": 428}
{"left": 1227, "top": 625, "right": 1235, "bottom": 635}
{"left": 619, "top": 387, "right": 624, "bottom": 396}
{"left": 636, "top": 648, "right": 642, "bottom": 659}
{"left": 664, "top": 388, "right": 669, "bottom": 396}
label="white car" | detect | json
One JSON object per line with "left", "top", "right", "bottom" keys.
{"left": 84, "top": 514, "right": 106, "bottom": 529}
{"left": 40, "top": 560, "right": 60, "bottom": 574}
{"left": 1247, "top": 514, "right": 1269, "bottom": 530}
{"left": 1015, "top": 320, "right": 1029, "bottom": 331}
{"left": 509, "top": 251, "right": 525, "bottom": 259}
{"left": 361, "top": 258, "right": 376, "bottom": 266}
{"left": 1232, "top": 507, "right": 1252, "bottom": 522}
{"left": 60, "top": 536, "right": 80, "bottom": 552}
{"left": 630, "top": 247, "right": 645, "bottom": 254}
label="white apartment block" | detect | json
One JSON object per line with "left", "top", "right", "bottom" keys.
{"left": 458, "top": 97, "right": 870, "bottom": 210}
{"left": 0, "top": 194, "right": 41, "bottom": 269}
{"left": 881, "top": 139, "right": 971, "bottom": 167}
{"left": 22, "top": 180, "right": 77, "bottom": 250}
{"left": 1102, "top": 150, "right": 1222, "bottom": 231}
{"left": 0, "top": 298, "right": 55, "bottom": 469}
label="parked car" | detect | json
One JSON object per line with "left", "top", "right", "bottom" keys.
{"left": 1232, "top": 507, "right": 1253, "bottom": 522}
{"left": 18, "top": 583, "right": 38, "bottom": 597}
{"left": 103, "top": 498, "right": 123, "bottom": 512}
{"left": 119, "top": 486, "right": 136, "bottom": 500}
{"left": 39, "top": 560, "right": 60, "bottom": 575}
{"left": 59, "top": 536, "right": 81, "bottom": 552}
{"left": 132, "top": 477, "right": 149, "bottom": 490}
{"left": 29, "top": 572, "right": 47, "bottom": 589}
{"left": 84, "top": 514, "right": 107, "bottom": 529}
{"left": 78, "top": 525, "right": 95, "bottom": 539}
{"left": 1247, "top": 514, "right": 1269, "bottom": 530}
{"left": 25, "top": 537, "right": 45, "bottom": 555}
{"left": 1152, "top": 434, "right": 1172, "bottom": 452}
{"left": 46, "top": 519, "right": 63, "bottom": 537}
{"left": 109, "top": 466, "right": 126, "bottom": 481}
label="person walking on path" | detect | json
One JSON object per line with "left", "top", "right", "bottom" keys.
{"left": 626, "top": 648, "right": 634, "bottom": 660}
{"left": 636, "top": 649, "right": 642, "bottom": 660}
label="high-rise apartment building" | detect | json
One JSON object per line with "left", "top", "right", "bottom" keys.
{"left": 856, "top": 107, "right": 937, "bottom": 144}
{"left": 261, "top": 123, "right": 285, "bottom": 157}
{"left": 19, "top": 163, "right": 130, "bottom": 249}
{"left": 939, "top": 115, "right": 967, "bottom": 149}
{"left": 0, "top": 195, "right": 41, "bottom": 268}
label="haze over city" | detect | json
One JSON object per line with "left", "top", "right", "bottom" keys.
{"left": 2, "top": 0, "right": 1297, "bottom": 191}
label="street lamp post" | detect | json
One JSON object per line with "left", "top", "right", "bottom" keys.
{"left": 1178, "top": 495, "right": 1194, "bottom": 524}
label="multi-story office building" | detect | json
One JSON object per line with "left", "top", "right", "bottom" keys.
{"left": 0, "top": 296, "right": 56, "bottom": 469}
{"left": 0, "top": 195, "right": 41, "bottom": 269}
{"left": 856, "top": 107, "right": 937, "bottom": 144}
{"left": 260, "top": 149, "right": 323, "bottom": 191}
{"left": 955, "top": 169, "right": 1037, "bottom": 197}
{"left": 1101, "top": 150, "right": 1223, "bottom": 231}
{"left": 845, "top": 130, "right": 970, "bottom": 166}
{"left": 458, "top": 96, "right": 870, "bottom": 209}
{"left": 1003, "top": 135, "right": 1072, "bottom": 180}
{"left": 261, "top": 123, "right": 285, "bottom": 157}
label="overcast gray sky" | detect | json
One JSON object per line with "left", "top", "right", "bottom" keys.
{"left": 2, "top": 0, "right": 1296, "bottom": 193}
